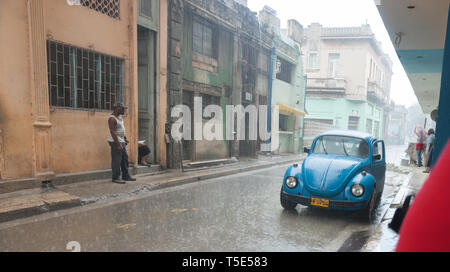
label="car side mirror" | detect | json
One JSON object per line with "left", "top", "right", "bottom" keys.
{"left": 372, "top": 154, "right": 382, "bottom": 161}
{"left": 304, "top": 147, "right": 310, "bottom": 153}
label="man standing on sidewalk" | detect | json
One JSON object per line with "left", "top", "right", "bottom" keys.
{"left": 108, "top": 102, "right": 136, "bottom": 184}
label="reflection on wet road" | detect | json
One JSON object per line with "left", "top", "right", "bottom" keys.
{"left": 0, "top": 164, "right": 406, "bottom": 252}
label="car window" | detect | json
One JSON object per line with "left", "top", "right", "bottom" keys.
{"left": 313, "top": 136, "right": 369, "bottom": 159}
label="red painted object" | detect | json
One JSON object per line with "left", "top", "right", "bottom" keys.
{"left": 396, "top": 141, "right": 450, "bottom": 252}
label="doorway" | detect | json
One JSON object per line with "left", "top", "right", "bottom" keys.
{"left": 138, "top": 26, "right": 157, "bottom": 164}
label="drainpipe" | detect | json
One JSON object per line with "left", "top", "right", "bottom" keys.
{"left": 302, "top": 75, "right": 308, "bottom": 148}
{"left": 267, "top": 41, "right": 277, "bottom": 153}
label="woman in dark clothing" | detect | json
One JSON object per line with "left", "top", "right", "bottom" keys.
{"left": 138, "top": 142, "right": 151, "bottom": 166}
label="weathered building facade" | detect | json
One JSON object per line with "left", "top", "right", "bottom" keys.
{"left": 0, "top": 0, "right": 137, "bottom": 181}
{"left": 301, "top": 23, "right": 393, "bottom": 145}
{"left": 166, "top": 0, "right": 273, "bottom": 167}
{"left": 0, "top": 0, "right": 169, "bottom": 184}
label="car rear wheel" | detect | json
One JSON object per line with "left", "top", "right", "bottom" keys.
{"left": 280, "top": 188, "right": 297, "bottom": 210}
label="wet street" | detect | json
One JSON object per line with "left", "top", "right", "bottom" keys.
{"left": 0, "top": 158, "right": 407, "bottom": 252}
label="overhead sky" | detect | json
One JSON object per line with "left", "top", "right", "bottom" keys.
{"left": 247, "top": 0, "right": 419, "bottom": 108}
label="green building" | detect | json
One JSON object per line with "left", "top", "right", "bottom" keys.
{"left": 259, "top": 7, "right": 307, "bottom": 154}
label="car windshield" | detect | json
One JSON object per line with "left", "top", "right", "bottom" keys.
{"left": 312, "top": 136, "right": 369, "bottom": 159}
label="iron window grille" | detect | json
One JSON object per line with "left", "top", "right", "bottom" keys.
{"left": 46, "top": 40, "right": 124, "bottom": 111}
{"left": 81, "top": 0, "right": 120, "bottom": 20}
{"left": 192, "top": 17, "right": 218, "bottom": 59}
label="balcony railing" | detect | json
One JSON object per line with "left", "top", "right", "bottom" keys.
{"left": 367, "top": 81, "right": 388, "bottom": 105}
{"left": 306, "top": 78, "right": 347, "bottom": 94}
{"left": 321, "top": 26, "right": 373, "bottom": 37}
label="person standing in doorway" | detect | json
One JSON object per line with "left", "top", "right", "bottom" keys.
{"left": 414, "top": 125, "right": 427, "bottom": 167}
{"left": 108, "top": 102, "right": 136, "bottom": 184}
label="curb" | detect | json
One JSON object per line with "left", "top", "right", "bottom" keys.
{"left": 139, "top": 158, "right": 301, "bottom": 193}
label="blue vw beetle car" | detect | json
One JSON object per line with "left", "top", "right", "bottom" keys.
{"left": 280, "top": 130, "right": 386, "bottom": 220}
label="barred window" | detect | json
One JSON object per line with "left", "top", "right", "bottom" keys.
{"left": 276, "top": 57, "right": 293, "bottom": 84}
{"left": 81, "top": 0, "right": 120, "bottom": 19}
{"left": 193, "top": 18, "right": 217, "bottom": 59}
{"left": 279, "top": 114, "right": 289, "bottom": 132}
{"left": 46, "top": 40, "right": 124, "bottom": 111}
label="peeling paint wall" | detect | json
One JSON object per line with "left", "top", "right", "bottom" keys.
{"left": 167, "top": 0, "right": 273, "bottom": 164}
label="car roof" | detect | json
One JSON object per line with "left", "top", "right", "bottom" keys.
{"left": 316, "top": 130, "right": 375, "bottom": 141}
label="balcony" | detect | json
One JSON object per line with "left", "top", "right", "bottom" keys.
{"left": 367, "top": 81, "right": 388, "bottom": 106}
{"left": 306, "top": 78, "right": 347, "bottom": 94}
{"left": 321, "top": 26, "right": 373, "bottom": 37}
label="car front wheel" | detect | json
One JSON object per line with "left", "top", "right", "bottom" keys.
{"left": 280, "top": 188, "right": 297, "bottom": 210}
{"left": 361, "top": 188, "right": 377, "bottom": 221}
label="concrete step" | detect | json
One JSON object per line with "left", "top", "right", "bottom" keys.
{"left": 184, "top": 158, "right": 238, "bottom": 168}
{"left": 131, "top": 165, "right": 162, "bottom": 175}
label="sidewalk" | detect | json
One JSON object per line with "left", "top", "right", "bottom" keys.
{"left": 362, "top": 166, "right": 429, "bottom": 252}
{"left": 0, "top": 154, "right": 303, "bottom": 223}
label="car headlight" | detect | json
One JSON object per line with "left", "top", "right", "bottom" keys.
{"left": 285, "top": 176, "right": 298, "bottom": 189}
{"left": 351, "top": 184, "right": 365, "bottom": 197}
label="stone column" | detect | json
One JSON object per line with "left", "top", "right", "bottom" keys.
{"left": 27, "top": 0, "right": 54, "bottom": 180}
{"left": 158, "top": 0, "right": 169, "bottom": 168}
{"left": 231, "top": 34, "right": 241, "bottom": 157}
{"left": 167, "top": 0, "right": 184, "bottom": 168}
